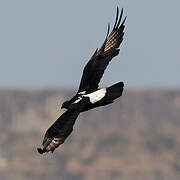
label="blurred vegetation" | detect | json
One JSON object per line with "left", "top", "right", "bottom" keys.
{"left": 144, "top": 133, "right": 176, "bottom": 153}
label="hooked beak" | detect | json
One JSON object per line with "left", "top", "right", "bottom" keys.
{"left": 61, "top": 103, "right": 65, "bottom": 109}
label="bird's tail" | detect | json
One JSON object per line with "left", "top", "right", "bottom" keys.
{"left": 105, "top": 81, "right": 124, "bottom": 101}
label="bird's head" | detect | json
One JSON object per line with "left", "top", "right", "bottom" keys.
{"left": 61, "top": 101, "right": 70, "bottom": 109}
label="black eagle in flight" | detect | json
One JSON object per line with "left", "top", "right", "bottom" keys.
{"left": 38, "top": 7, "right": 126, "bottom": 154}
{"left": 61, "top": 7, "right": 126, "bottom": 111}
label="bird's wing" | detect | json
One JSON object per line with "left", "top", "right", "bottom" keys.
{"left": 78, "top": 7, "right": 126, "bottom": 93}
{"left": 38, "top": 97, "right": 89, "bottom": 154}
{"left": 44, "top": 97, "right": 89, "bottom": 141}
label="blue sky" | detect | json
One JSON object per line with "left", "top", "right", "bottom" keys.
{"left": 0, "top": 0, "right": 180, "bottom": 88}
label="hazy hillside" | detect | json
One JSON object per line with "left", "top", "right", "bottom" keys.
{"left": 0, "top": 88, "right": 180, "bottom": 180}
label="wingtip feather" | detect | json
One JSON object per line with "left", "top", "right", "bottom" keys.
{"left": 106, "top": 23, "right": 110, "bottom": 38}
{"left": 113, "top": 7, "right": 119, "bottom": 29}
{"left": 116, "top": 8, "right": 124, "bottom": 28}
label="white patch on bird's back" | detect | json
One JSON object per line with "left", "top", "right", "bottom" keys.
{"left": 84, "top": 88, "right": 106, "bottom": 104}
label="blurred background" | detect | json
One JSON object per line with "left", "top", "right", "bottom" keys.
{"left": 0, "top": 0, "right": 180, "bottom": 179}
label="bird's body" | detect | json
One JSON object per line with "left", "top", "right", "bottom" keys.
{"left": 63, "top": 82, "right": 124, "bottom": 112}
{"left": 61, "top": 8, "right": 126, "bottom": 111}
{"left": 37, "top": 82, "right": 124, "bottom": 154}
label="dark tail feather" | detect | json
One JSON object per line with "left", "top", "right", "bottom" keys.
{"left": 105, "top": 81, "right": 124, "bottom": 101}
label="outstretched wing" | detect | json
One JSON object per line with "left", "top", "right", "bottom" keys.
{"left": 78, "top": 7, "right": 126, "bottom": 93}
{"left": 37, "top": 97, "right": 89, "bottom": 154}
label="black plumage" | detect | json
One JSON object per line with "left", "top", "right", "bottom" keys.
{"left": 61, "top": 7, "right": 126, "bottom": 111}
{"left": 37, "top": 97, "right": 89, "bottom": 154}
{"left": 38, "top": 7, "right": 126, "bottom": 154}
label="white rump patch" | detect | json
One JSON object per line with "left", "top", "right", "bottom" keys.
{"left": 84, "top": 88, "right": 106, "bottom": 104}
